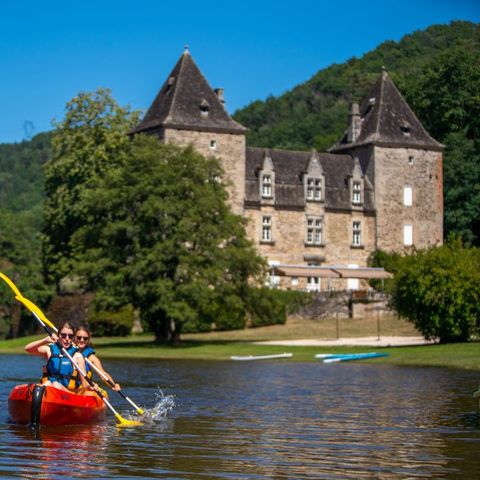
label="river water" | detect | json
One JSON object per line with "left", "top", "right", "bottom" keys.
{"left": 0, "top": 354, "right": 479, "bottom": 479}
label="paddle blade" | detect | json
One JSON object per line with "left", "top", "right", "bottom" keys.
{"left": 136, "top": 407, "right": 145, "bottom": 415}
{"left": 115, "top": 413, "right": 143, "bottom": 427}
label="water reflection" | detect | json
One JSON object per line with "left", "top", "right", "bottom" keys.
{"left": 0, "top": 355, "right": 479, "bottom": 478}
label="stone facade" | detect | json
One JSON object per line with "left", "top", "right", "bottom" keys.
{"left": 371, "top": 147, "right": 443, "bottom": 251}
{"left": 132, "top": 52, "right": 444, "bottom": 291}
{"left": 164, "top": 128, "right": 246, "bottom": 215}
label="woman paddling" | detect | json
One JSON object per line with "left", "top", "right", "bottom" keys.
{"left": 74, "top": 324, "right": 121, "bottom": 391}
{"left": 25, "top": 321, "right": 94, "bottom": 392}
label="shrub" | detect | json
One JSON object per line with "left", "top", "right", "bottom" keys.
{"left": 383, "top": 241, "right": 480, "bottom": 342}
{"left": 247, "top": 288, "right": 311, "bottom": 328}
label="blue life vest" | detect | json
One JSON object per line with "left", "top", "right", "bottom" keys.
{"left": 45, "top": 343, "right": 78, "bottom": 388}
{"left": 74, "top": 345, "right": 96, "bottom": 388}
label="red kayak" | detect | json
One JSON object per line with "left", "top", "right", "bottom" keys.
{"left": 8, "top": 383, "right": 107, "bottom": 426}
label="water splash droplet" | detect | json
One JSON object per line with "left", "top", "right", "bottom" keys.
{"left": 124, "top": 388, "right": 175, "bottom": 425}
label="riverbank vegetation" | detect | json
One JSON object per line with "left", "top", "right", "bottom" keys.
{"left": 0, "top": 332, "right": 478, "bottom": 370}
{"left": 370, "top": 241, "right": 480, "bottom": 343}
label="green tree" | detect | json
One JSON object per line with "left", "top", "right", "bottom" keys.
{"left": 404, "top": 47, "right": 480, "bottom": 245}
{"left": 42, "top": 89, "right": 140, "bottom": 285}
{"left": 71, "top": 135, "right": 267, "bottom": 343}
{"left": 373, "top": 243, "right": 480, "bottom": 343}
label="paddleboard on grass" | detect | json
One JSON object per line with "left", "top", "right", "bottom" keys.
{"left": 321, "top": 352, "right": 389, "bottom": 363}
{"left": 230, "top": 353, "right": 293, "bottom": 361}
{"left": 315, "top": 353, "right": 373, "bottom": 359}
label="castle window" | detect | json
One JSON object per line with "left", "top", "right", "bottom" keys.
{"left": 408, "top": 156, "right": 414, "bottom": 165}
{"left": 352, "top": 221, "right": 362, "bottom": 246}
{"left": 210, "top": 140, "right": 217, "bottom": 150}
{"left": 307, "top": 276, "right": 320, "bottom": 292}
{"left": 404, "top": 186, "right": 413, "bottom": 206}
{"left": 404, "top": 224, "right": 413, "bottom": 246}
{"left": 261, "top": 174, "right": 273, "bottom": 198}
{"left": 352, "top": 180, "right": 362, "bottom": 204}
{"left": 306, "top": 177, "right": 322, "bottom": 201}
{"left": 261, "top": 216, "right": 272, "bottom": 243}
{"left": 306, "top": 217, "right": 323, "bottom": 245}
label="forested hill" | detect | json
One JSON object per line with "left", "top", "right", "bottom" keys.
{"left": 0, "top": 132, "right": 52, "bottom": 337}
{"left": 233, "top": 21, "right": 479, "bottom": 152}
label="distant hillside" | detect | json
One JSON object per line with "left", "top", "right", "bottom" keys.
{"left": 0, "top": 132, "right": 52, "bottom": 337}
{"left": 233, "top": 21, "right": 479, "bottom": 152}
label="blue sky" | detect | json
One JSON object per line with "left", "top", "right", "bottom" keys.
{"left": 0, "top": 0, "right": 478, "bottom": 143}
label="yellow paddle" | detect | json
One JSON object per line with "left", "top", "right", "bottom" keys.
{"left": 0, "top": 271, "right": 142, "bottom": 427}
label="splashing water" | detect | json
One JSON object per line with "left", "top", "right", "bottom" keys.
{"left": 125, "top": 388, "right": 175, "bottom": 425}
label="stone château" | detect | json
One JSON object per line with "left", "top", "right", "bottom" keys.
{"left": 131, "top": 49, "right": 443, "bottom": 291}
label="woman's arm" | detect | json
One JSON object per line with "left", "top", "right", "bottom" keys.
{"left": 24, "top": 336, "right": 54, "bottom": 357}
{"left": 90, "top": 354, "right": 121, "bottom": 390}
{"left": 73, "top": 353, "right": 96, "bottom": 390}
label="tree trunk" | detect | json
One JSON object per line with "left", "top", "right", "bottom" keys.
{"left": 7, "top": 302, "right": 22, "bottom": 339}
{"left": 154, "top": 313, "right": 181, "bottom": 344}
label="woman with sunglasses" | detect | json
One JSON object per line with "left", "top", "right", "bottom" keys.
{"left": 74, "top": 324, "right": 121, "bottom": 391}
{"left": 25, "top": 321, "right": 93, "bottom": 392}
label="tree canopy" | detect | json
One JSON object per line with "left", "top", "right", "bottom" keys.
{"left": 70, "top": 135, "right": 266, "bottom": 342}
{"left": 42, "top": 89, "right": 140, "bottom": 285}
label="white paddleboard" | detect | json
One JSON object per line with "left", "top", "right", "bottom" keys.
{"left": 230, "top": 353, "right": 293, "bottom": 361}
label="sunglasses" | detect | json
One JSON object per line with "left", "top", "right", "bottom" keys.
{"left": 60, "top": 333, "right": 74, "bottom": 339}
{"left": 76, "top": 336, "right": 90, "bottom": 341}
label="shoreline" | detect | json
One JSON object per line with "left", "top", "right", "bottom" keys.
{"left": 0, "top": 335, "right": 478, "bottom": 370}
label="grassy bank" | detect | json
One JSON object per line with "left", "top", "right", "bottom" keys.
{"left": 1, "top": 329, "right": 479, "bottom": 371}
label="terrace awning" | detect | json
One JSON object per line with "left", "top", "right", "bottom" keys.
{"left": 274, "top": 266, "right": 340, "bottom": 278}
{"left": 331, "top": 268, "right": 393, "bottom": 279}
{"left": 272, "top": 265, "right": 392, "bottom": 279}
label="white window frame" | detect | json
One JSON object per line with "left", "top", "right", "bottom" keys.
{"left": 404, "top": 224, "right": 413, "bottom": 246}
{"left": 352, "top": 221, "right": 362, "bottom": 246}
{"left": 262, "top": 216, "right": 272, "bottom": 242}
{"left": 307, "top": 276, "right": 320, "bottom": 292}
{"left": 305, "top": 176, "right": 322, "bottom": 201}
{"left": 306, "top": 217, "right": 323, "bottom": 245}
{"left": 403, "top": 186, "right": 413, "bottom": 207}
{"left": 261, "top": 174, "right": 273, "bottom": 198}
{"left": 352, "top": 180, "right": 362, "bottom": 204}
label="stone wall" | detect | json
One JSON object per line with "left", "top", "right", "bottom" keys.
{"left": 373, "top": 147, "right": 443, "bottom": 251}
{"left": 164, "top": 128, "right": 246, "bottom": 215}
{"left": 244, "top": 207, "right": 376, "bottom": 267}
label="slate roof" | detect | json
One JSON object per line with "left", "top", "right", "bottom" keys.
{"left": 246, "top": 147, "right": 375, "bottom": 211}
{"left": 131, "top": 50, "right": 247, "bottom": 135}
{"left": 330, "top": 70, "right": 444, "bottom": 152}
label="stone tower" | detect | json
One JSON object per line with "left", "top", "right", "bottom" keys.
{"left": 131, "top": 48, "right": 247, "bottom": 215}
{"left": 330, "top": 70, "right": 444, "bottom": 252}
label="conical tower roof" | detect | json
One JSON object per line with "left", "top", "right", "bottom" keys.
{"left": 131, "top": 49, "right": 247, "bottom": 135}
{"left": 331, "top": 69, "right": 443, "bottom": 151}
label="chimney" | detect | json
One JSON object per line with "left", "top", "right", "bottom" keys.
{"left": 214, "top": 88, "right": 225, "bottom": 105}
{"left": 347, "top": 101, "right": 361, "bottom": 143}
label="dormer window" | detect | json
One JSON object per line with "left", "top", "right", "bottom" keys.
{"left": 260, "top": 151, "right": 275, "bottom": 202}
{"left": 200, "top": 99, "right": 209, "bottom": 118}
{"left": 400, "top": 121, "right": 411, "bottom": 136}
{"left": 352, "top": 180, "right": 362, "bottom": 204}
{"left": 306, "top": 177, "right": 322, "bottom": 201}
{"left": 261, "top": 174, "right": 273, "bottom": 198}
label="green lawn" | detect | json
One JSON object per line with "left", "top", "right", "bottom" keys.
{"left": 1, "top": 333, "right": 479, "bottom": 370}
